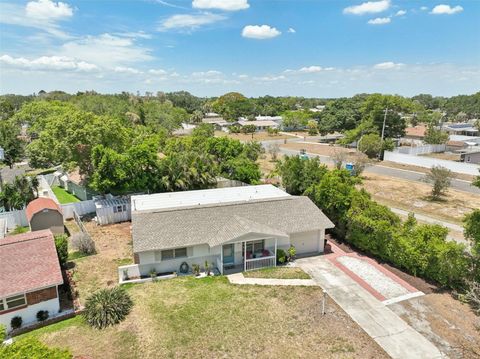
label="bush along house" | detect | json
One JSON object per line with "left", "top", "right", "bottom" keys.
{"left": 0, "top": 230, "right": 64, "bottom": 332}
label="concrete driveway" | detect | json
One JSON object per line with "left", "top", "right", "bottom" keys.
{"left": 297, "top": 255, "right": 444, "bottom": 359}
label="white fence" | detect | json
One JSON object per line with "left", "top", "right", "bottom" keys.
{"left": 0, "top": 209, "right": 28, "bottom": 230}
{"left": 245, "top": 256, "right": 276, "bottom": 271}
{"left": 394, "top": 144, "right": 446, "bottom": 155}
{"left": 61, "top": 200, "right": 96, "bottom": 219}
{"left": 384, "top": 151, "right": 480, "bottom": 176}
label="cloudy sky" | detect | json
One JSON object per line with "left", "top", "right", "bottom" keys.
{"left": 0, "top": 0, "right": 479, "bottom": 97}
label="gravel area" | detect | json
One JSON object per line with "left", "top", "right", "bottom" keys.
{"left": 337, "top": 256, "right": 410, "bottom": 299}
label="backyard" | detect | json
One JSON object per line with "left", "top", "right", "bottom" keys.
{"left": 52, "top": 186, "right": 80, "bottom": 204}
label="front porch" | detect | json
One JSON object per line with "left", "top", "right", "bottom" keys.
{"left": 218, "top": 237, "right": 278, "bottom": 275}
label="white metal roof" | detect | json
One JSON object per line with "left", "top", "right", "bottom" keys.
{"left": 131, "top": 185, "right": 290, "bottom": 212}
{"left": 95, "top": 197, "right": 130, "bottom": 209}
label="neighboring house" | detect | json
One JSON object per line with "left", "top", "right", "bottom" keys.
{"left": 26, "top": 198, "right": 64, "bottom": 235}
{"left": 238, "top": 120, "right": 279, "bottom": 131}
{"left": 120, "top": 185, "right": 334, "bottom": 280}
{"left": 460, "top": 149, "right": 480, "bottom": 164}
{"left": 0, "top": 230, "right": 63, "bottom": 332}
{"left": 443, "top": 123, "right": 479, "bottom": 137}
{"left": 173, "top": 123, "right": 197, "bottom": 136}
{"left": 202, "top": 117, "right": 233, "bottom": 132}
{"left": 404, "top": 125, "right": 427, "bottom": 141}
{"left": 255, "top": 115, "right": 283, "bottom": 124}
{"left": 0, "top": 147, "right": 4, "bottom": 161}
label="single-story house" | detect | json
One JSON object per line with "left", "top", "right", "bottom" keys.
{"left": 404, "top": 125, "right": 427, "bottom": 140}
{"left": 26, "top": 197, "right": 64, "bottom": 235}
{"left": 460, "top": 149, "right": 480, "bottom": 164}
{"left": 443, "top": 123, "right": 479, "bottom": 137}
{"left": 202, "top": 117, "right": 233, "bottom": 132}
{"left": 120, "top": 185, "right": 334, "bottom": 279}
{"left": 0, "top": 230, "right": 63, "bottom": 332}
{"left": 255, "top": 115, "right": 283, "bottom": 124}
{"left": 238, "top": 120, "right": 279, "bottom": 131}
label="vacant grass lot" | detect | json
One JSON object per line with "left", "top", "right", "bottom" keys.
{"left": 23, "top": 276, "right": 387, "bottom": 358}
{"left": 52, "top": 186, "right": 80, "bottom": 204}
{"left": 244, "top": 266, "right": 311, "bottom": 279}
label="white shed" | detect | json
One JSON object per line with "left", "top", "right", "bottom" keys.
{"left": 95, "top": 197, "right": 131, "bottom": 225}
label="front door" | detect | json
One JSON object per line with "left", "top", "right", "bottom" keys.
{"left": 223, "top": 244, "right": 234, "bottom": 265}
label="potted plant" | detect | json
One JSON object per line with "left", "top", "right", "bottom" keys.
{"left": 192, "top": 264, "right": 200, "bottom": 276}
{"left": 205, "top": 260, "right": 210, "bottom": 276}
{"left": 149, "top": 268, "right": 157, "bottom": 281}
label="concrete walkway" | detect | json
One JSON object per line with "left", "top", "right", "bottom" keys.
{"left": 227, "top": 272, "right": 317, "bottom": 286}
{"left": 297, "top": 256, "right": 444, "bottom": 359}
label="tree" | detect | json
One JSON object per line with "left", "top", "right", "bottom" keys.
{"left": 241, "top": 124, "right": 256, "bottom": 134}
{"left": 425, "top": 166, "right": 452, "bottom": 200}
{"left": 55, "top": 234, "right": 69, "bottom": 269}
{"left": 0, "top": 120, "right": 24, "bottom": 168}
{"left": 0, "top": 175, "right": 38, "bottom": 211}
{"left": 307, "top": 120, "right": 318, "bottom": 135}
{"left": 424, "top": 124, "right": 448, "bottom": 144}
{"left": 358, "top": 133, "right": 383, "bottom": 158}
{"left": 281, "top": 110, "right": 311, "bottom": 130}
{"left": 190, "top": 109, "right": 204, "bottom": 123}
{"left": 351, "top": 153, "right": 371, "bottom": 177}
{"left": 464, "top": 210, "right": 480, "bottom": 257}
{"left": 224, "top": 155, "right": 261, "bottom": 184}
{"left": 277, "top": 156, "right": 328, "bottom": 195}
{"left": 212, "top": 92, "right": 253, "bottom": 121}
{"left": 267, "top": 143, "right": 280, "bottom": 161}
{"left": 331, "top": 149, "right": 348, "bottom": 170}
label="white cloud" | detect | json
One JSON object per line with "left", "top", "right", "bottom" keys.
{"left": 395, "top": 10, "right": 407, "bottom": 16}
{"left": 254, "top": 75, "right": 286, "bottom": 82}
{"left": 430, "top": 4, "right": 463, "bottom": 15}
{"left": 192, "top": 0, "right": 249, "bottom": 11}
{"left": 149, "top": 69, "right": 168, "bottom": 75}
{"left": 158, "top": 13, "right": 226, "bottom": 31}
{"left": 368, "top": 17, "right": 391, "bottom": 25}
{"left": 0, "top": 1, "right": 73, "bottom": 38}
{"left": 192, "top": 70, "right": 223, "bottom": 77}
{"left": 343, "top": 0, "right": 390, "bottom": 15}
{"left": 0, "top": 54, "right": 97, "bottom": 72}
{"left": 299, "top": 66, "right": 323, "bottom": 73}
{"left": 26, "top": 0, "right": 73, "bottom": 20}
{"left": 373, "top": 61, "right": 404, "bottom": 69}
{"left": 114, "top": 66, "right": 142, "bottom": 74}
{"left": 241, "top": 25, "right": 281, "bottom": 39}
{"left": 420, "top": 6, "right": 429, "bottom": 11}
{"left": 287, "top": 27, "right": 296, "bottom": 33}
{"left": 61, "top": 33, "right": 153, "bottom": 68}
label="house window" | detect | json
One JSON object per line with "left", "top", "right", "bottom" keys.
{"left": 1, "top": 294, "right": 27, "bottom": 311}
{"left": 244, "top": 240, "right": 265, "bottom": 256}
{"left": 160, "top": 247, "right": 187, "bottom": 261}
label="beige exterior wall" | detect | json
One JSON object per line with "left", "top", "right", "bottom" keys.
{"left": 29, "top": 210, "right": 64, "bottom": 235}
{"left": 290, "top": 230, "right": 324, "bottom": 254}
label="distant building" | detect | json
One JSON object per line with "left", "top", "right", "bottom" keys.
{"left": 238, "top": 120, "right": 279, "bottom": 131}
{"left": 0, "top": 147, "right": 4, "bottom": 161}
{"left": 443, "top": 123, "right": 479, "bottom": 137}
{"left": 460, "top": 149, "right": 480, "bottom": 164}
{"left": 404, "top": 125, "right": 427, "bottom": 140}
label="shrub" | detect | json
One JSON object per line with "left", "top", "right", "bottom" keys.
{"left": 425, "top": 166, "right": 452, "bottom": 200}
{"left": 83, "top": 287, "right": 133, "bottom": 329}
{"left": 71, "top": 232, "right": 96, "bottom": 255}
{"left": 287, "top": 245, "right": 296, "bottom": 261}
{"left": 54, "top": 234, "right": 68, "bottom": 268}
{"left": 36, "top": 310, "right": 49, "bottom": 322}
{"left": 192, "top": 264, "right": 200, "bottom": 276}
{"left": 276, "top": 249, "right": 286, "bottom": 264}
{"left": 465, "top": 281, "right": 480, "bottom": 315}
{"left": 0, "top": 324, "right": 6, "bottom": 342}
{"left": 11, "top": 316, "right": 22, "bottom": 330}
{"left": 0, "top": 337, "right": 71, "bottom": 358}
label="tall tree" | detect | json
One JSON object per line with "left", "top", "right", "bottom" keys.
{"left": 0, "top": 121, "right": 24, "bottom": 168}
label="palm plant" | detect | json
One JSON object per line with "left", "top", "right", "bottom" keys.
{"left": 83, "top": 287, "right": 133, "bottom": 329}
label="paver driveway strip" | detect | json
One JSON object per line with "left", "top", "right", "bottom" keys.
{"left": 297, "top": 256, "right": 444, "bottom": 359}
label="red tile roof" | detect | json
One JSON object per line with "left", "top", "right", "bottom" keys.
{"left": 0, "top": 230, "right": 63, "bottom": 298}
{"left": 26, "top": 197, "right": 62, "bottom": 222}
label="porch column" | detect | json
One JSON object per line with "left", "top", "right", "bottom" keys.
{"left": 244, "top": 241, "right": 247, "bottom": 271}
{"left": 220, "top": 245, "right": 223, "bottom": 275}
{"left": 274, "top": 238, "right": 277, "bottom": 267}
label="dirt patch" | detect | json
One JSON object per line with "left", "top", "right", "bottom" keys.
{"left": 389, "top": 293, "right": 480, "bottom": 359}
{"left": 361, "top": 173, "right": 480, "bottom": 223}
{"left": 421, "top": 152, "right": 462, "bottom": 161}
{"left": 281, "top": 142, "right": 356, "bottom": 157}
{"left": 70, "top": 221, "right": 133, "bottom": 304}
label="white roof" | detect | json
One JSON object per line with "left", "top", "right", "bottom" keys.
{"left": 95, "top": 197, "right": 130, "bottom": 209}
{"left": 255, "top": 116, "right": 282, "bottom": 121}
{"left": 131, "top": 184, "right": 290, "bottom": 212}
{"left": 238, "top": 120, "right": 278, "bottom": 127}
{"left": 449, "top": 135, "right": 480, "bottom": 143}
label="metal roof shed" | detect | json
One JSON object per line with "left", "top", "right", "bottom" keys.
{"left": 95, "top": 197, "right": 131, "bottom": 225}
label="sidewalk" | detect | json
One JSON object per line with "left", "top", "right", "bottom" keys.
{"left": 297, "top": 256, "right": 444, "bottom": 359}
{"left": 227, "top": 272, "right": 317, "bottom": 286}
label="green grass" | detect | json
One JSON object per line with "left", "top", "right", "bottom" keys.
{"left": 21, "top": 276, "right": 386, "bottom": 358}
{"left": 52, "top": 186, "right": 80, "bottom": 204}
{"left": 68, "top": 251, "right": 90, "bottom": 261}
{"left": 10, "top": 226, "right": 29, "bottom": 235}
{"left": 243, "top": 266, "right": 311, "bottom": 279}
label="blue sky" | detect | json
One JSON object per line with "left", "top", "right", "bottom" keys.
{"left": 0, "top": 0, "right": 479, "bottom": 97}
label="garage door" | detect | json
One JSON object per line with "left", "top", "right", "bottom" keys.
{"left": 290, "top": 231, "right": 319, "bottom": 254}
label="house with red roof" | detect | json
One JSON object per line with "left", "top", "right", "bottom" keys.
{"left": 0, "top": 230, "right": 64, "bottom": 332}
{"left": 26, "top": 197, "right": 64, "bottom": 235}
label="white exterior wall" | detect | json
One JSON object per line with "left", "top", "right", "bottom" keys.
{"left": 384, "top": 151, "right": 480, "bottom": 175}
{"left": 62, "top": 200, "right": 96, "bottom": 219}
{"left": 96, "top": 204, "right": 131, "bottom": 225}
{"left": 289, "top": 230, "right": 323, "bottom": 254}
{"left": 0, "top": 297, "right": 60, "bottom": 332}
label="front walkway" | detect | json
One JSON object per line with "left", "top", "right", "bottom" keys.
{"left": 227, "top": 272, "right": 317, "bottom": 286}
{"left": 297, "top": 255, "right": 444, "bottom": 359}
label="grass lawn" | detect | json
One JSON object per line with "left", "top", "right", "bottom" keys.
{"left": 52, "top": 186, "right": 80, "bottom": 204}
{"left": 243, "top": 266, "right": 311, "bottom": 279}
{"left": 23, "top": 276, "right": 387, "bottom": 358}
{"left": 9, "top": 226, "right": 29, "bottom": 235}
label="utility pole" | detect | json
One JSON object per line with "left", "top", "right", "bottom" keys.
{"left": 381, "top": 107, "right": 388, "bottom": 141}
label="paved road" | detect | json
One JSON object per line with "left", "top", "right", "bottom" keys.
{"left": 278, "top": 147, "right": 480, "bottom": 195}
{"left": 0, "top": 162, "right": 31, "bottom": 186}
{"left": 297, "top": 256, "right": 444, "bottom": 359}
